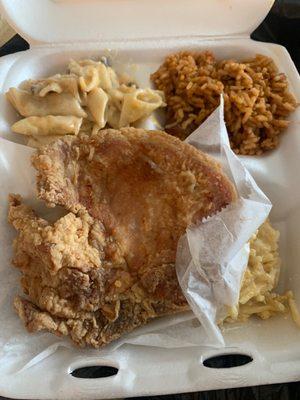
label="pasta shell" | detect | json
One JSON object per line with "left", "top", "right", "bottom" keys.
{"left": 6, "top": 88, "right": 87, "bottom": 118}
{"left": 119, "top": 89, "right": 164, "bottom": 127}
{"left": 87, "top": 88, "right": 109, "bottom": 128}
{"left": 12, "top": 116, "right": 83, "bottom": 136}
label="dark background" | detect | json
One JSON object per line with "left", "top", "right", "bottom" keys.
{"left": 0, "top": 0, "right": 299, "bottom": 399}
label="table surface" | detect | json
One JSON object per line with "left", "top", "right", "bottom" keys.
{"left": 0, "top": 0, "right": 299, "bottom": 399}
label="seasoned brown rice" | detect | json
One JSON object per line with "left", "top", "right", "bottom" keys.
{"left": 151, "top": 52, "right": 298, "bottom": 155}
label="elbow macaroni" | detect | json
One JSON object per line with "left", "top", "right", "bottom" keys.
{"left": 224, "top": 220, "right": 300, "bottom": 327}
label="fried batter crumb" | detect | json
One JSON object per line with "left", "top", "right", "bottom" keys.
{"left": 9, "top": 128, "right": 236, "bottom": 347}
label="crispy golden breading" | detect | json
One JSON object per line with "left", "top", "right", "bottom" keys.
{"left": 9, "top": 128, "right": 236, "bottom": 347}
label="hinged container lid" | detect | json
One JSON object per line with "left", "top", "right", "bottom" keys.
{"left": 0, "top": 0, "right": 275, "bottom": 45}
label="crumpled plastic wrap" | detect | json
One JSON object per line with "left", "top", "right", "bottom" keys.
{"left": 0, "top": 98, "right": 271, "bottom": 373}
{"left": 176, "top": 97, "right": 272, "bottom": 346}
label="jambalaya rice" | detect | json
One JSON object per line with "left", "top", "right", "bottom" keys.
{"left": 151, "top": 52, "right": 297, "bottom": 155}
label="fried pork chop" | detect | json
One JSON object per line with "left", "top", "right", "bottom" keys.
{"left": 9, "top": 128, "right": 236, "bottom": 347}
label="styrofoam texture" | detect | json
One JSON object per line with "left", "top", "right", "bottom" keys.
{"left": 0, "top": 0, "right": 274, "bottom": 44}
{"left": 0, "top": 37, "right": 300, "bottom": 399}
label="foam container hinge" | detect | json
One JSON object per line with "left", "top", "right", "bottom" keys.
{"left": 0, "top": 0, "right": 300, "bottom": 398}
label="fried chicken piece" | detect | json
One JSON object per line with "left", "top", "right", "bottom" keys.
{"left": 9, "top": 128, "right": 236, "bottom": 347}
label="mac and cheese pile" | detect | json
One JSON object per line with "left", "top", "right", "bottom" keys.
{"left": 226, "top": 220, "right": 300, "bottom": 326}
{"left": 6, "top": 57, "right": 165, "bottom": 147}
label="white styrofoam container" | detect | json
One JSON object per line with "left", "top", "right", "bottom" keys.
{"left": 0, "top": 0, "right": 300, "bottom": 399}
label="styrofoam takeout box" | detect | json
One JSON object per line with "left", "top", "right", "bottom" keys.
{"left": 0, "top": 0, "right": 300, "bottom": 398}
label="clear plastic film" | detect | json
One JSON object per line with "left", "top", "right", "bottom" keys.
{"left": 176, "top": 96, "right": 272, "bottom": 347}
